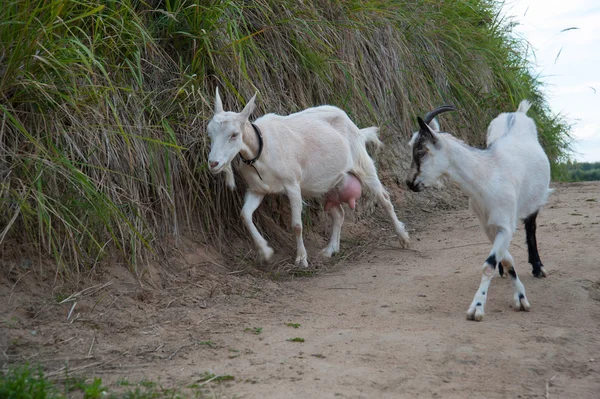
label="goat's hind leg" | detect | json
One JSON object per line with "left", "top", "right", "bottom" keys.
{"left": 524, "top": 211, "right": 548, "bottom": 278}
{"left": 286, "top": 185, "right": 308, "bottom": 267}
{"left": 360, "top": 161, "right": 410, "bottom": 246}
{"left": 241, "top": 191, "right": 274, "bottom": 262}
{"left": 321, "top": 204, "right": 344, "bottom": 258}
{"left": 501, "top": 252, "right": 531, "bottom": 311}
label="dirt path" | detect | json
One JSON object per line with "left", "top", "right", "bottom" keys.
{"left": 2, "top": 182, "right": 600, "bottom": 398}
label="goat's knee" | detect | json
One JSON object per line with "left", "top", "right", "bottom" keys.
{"left": 241, "top": 210, "right": 251, "bottom": 225}
{"left": 483, "top": 254, "right": 497, "bottom": 276}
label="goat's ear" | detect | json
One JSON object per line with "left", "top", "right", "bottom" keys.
{"left": 215, "top": 87, "right": 224, "bottom": 114}
{"left": 417, "top": 117, "right": 438, "bottom": 145}
{"left": 240, "top": 92, "right": 257, "bottom": 121}
{"left": 428, "top": 117, "right": 440, "bottom": 132}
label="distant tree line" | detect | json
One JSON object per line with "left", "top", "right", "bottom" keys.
{"left": 562, "top": 162, "right": 600, "bottom": 181}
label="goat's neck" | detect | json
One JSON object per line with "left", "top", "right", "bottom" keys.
{"left": 239, "top": 122, "right": 261, "bottom": 161}
{"left": 444, "top": 138, "right": 491, "bottom": 199}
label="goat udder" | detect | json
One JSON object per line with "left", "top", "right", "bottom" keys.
{"left": 324, "top": 174, "right": 362, "bottom": 211}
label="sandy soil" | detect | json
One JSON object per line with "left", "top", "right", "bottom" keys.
{"left": 2, "top": 182, "right": 600, "bottom": 398}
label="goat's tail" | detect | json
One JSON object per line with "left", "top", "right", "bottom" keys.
{"left": 359, "top": 127, "right": 383, "bottom": 153}
{"left": 517, "top": 100, "right": 532, "bottom": 114}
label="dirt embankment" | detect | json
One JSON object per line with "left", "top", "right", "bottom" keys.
{"left": 1, "top": 182, "right": 600, "bottom": 398}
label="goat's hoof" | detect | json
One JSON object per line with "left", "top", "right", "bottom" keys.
{"left": 295, "top": 256, "right": 309, "bottom": 268}
{"left": 260, "top": 246, "right": 275, "bottom": 263}
{"left": 399, "top": 235, "right": 410, "bottom": 248}
{"left": 320, "top": 247, "right": 335, "bottom": 258}
{"left": 466, "top": 306, "right": 484, "bottom": 322}
{"left": 532, "top": 267, "right": 548, "bottom": 278}
{"left": 513, "top": 294, "right": 531, "bottom": 312}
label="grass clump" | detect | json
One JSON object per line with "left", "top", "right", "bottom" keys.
{"left": 0, "top": 364, "right": 63, "bottom": 399}
{"left": 244, "top": 327, "right": 262, "bottom": 335}
{"left": 0, "top": 0, "right": 572, "bottom": 274}
{"left": 0, "top": 363, "right": 203, "bottom": 398}
{"left": 287, "top": 337, "right": 305, "bottom": 343}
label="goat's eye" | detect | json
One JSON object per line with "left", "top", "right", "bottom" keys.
{"left": 230, "top": 133, "right": 239, "bottom": 139}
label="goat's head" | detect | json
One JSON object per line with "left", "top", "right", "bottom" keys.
{"left": 206, "top": 87, "right": 257, "bottom": 175}
{"left": 406, "top": 105, "right": 455, "bottom": 192}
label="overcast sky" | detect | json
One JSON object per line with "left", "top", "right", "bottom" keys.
{"left": 502, "top": 0, "right": 600, "bottom": 162}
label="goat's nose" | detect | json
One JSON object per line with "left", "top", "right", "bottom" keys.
{"left": 209, "top": 161, "right": 219, "bottom": 169}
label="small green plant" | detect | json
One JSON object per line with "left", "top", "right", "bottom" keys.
{"left": 197, "top": 340, "right": 216, "bottom": 348}
{"left": 287, "top": 337, "right": 305, "bottom": 343}
{"left": 3, "top": 316, "right": 19, "bottom": 329}
{"left": 138, "top": 379, "right": 157, "bottom": 389}
{"left": 228, "top": 348, "right": 241, "bottom": 359}
{"left": 116, "top": 378, "right": 131, "bottom": 386}
{"left": 285, "top": 323, "right": 301, "bottom": 329}
{"left": 244, "top": 327, "right": 262, "bottom": 335}
{"left": 82, "top": 378, "right": 106, "bottom": 399}
{"left": 54, "top": 292, "right": 68, "bottom": 303}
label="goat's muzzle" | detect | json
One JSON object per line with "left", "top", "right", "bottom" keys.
{"left": 406, "top": 179, "right": 424, "bottom": 192}
{"left": 208, "top": 160, "right": 223, "bottom": 174}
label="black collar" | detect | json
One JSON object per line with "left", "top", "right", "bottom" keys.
{"left": 239, "top": 123, "right": 263, "bottom": 165}
{"left": 239, "top": 123, "right": 264, "bottom": 180}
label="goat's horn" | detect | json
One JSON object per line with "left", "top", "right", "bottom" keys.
{"left": 424, "top": 105, "right": 456, "bottom": 124}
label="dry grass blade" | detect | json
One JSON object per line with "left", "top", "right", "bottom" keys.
{"left": 59, "top": 282, "right": 113, "bottom": 304}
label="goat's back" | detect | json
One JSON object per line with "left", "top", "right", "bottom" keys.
{"left": 488, "top": 111, "right": 551, "bottom": 219}
{"left": 253, "top": 105, "right": 375, "bottom": 196}
{"left": 486, "top": 102, "right": 535, "bottom": 147}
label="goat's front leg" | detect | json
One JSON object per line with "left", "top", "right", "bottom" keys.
{"left": 241, "top": 191, "right": 274, "bottom": 262}
{"left": 286, "top": 185, "right": 308, "bottom": 267}
{"left": 500, "top": 252, "right": 531, "bottom": 312}
{"left": 321, "top": 204, "right": 344, "bottom": 258}
{"left": 467, "top": 228, "right": 511, "bottom": 321}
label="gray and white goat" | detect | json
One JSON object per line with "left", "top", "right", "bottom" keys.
{"left": 406, "top": 101, "right": 552, "bottom": 321}
{"left": 206, "top": 88, "right": 410, "bottom": 267}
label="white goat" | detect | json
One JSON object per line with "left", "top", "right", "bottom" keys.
{"left": 406, "top": 101, "right": 552, "bottom": 321}
{"left": 207, "top": 88, "right": 410, "bottom": 267}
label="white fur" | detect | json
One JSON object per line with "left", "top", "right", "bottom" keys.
{"left": 207, "top": 88, "right": 410, "bottom": 267}
{"left": 407, "top": 100, "right": 551, "bottom": 321}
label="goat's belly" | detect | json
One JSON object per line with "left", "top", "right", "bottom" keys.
{"left": 240, "top": 168, "right": 285, "bottom": 194}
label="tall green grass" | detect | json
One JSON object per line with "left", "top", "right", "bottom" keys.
{"left": 0, "top": 0, "right": 571, "bottom": 275}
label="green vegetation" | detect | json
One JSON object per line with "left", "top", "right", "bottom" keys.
{"left": 0, "top": 363, "right": 233, "bottom": 398}
{"left": 244, "top": 327, "right": 262, "bottom": 335}
{"left": 0, "top": 0, "right": 572, "bottom": 273}
{"left": 560, "top": 162, "right": 600, "bottom": 181}
{"left": 287, "top": 337, "right": 305, "bottom": 343}
{"left": 285, "top": 323, "right": 301, "bottom": 328}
